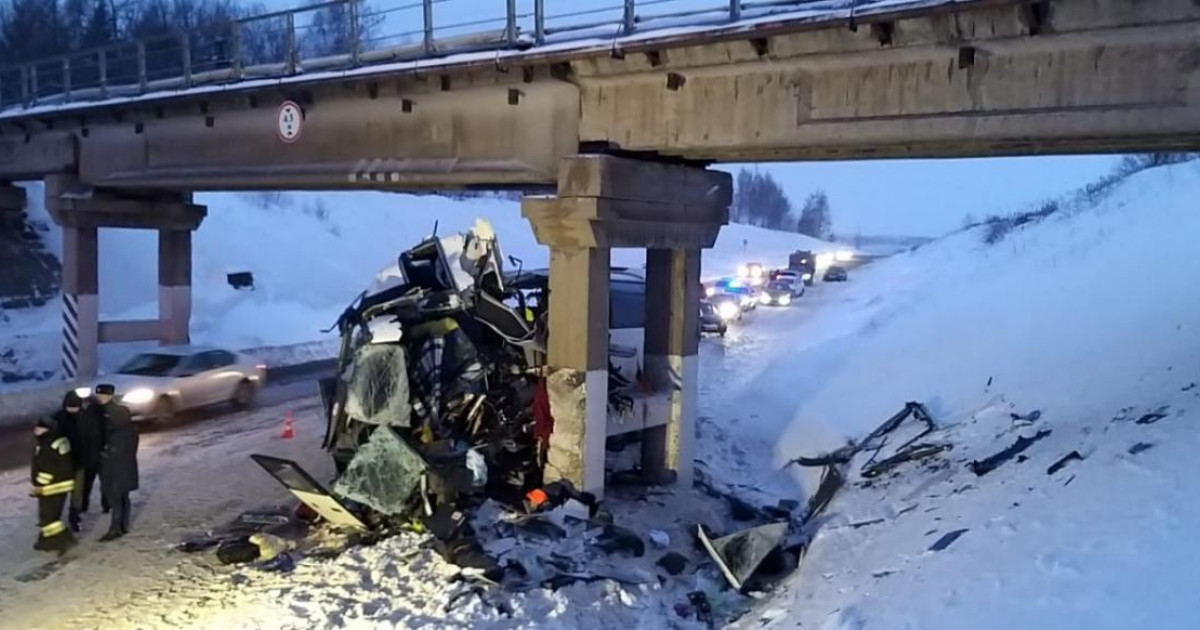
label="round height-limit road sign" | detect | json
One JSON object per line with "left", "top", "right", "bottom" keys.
{"left": 277, "top": 101, "right": 303, "bottom": 143}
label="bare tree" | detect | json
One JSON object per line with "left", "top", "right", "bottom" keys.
{"left": 795, "top": 190, "right": 833, "bottom": 240}
{"left": 301, "top": 0, "right": 382, "bottom": 58}
{"left": 731, "top": 168, "right": 794, "bottom": 230}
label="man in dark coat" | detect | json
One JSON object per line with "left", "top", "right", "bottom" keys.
{"left": 95, "top": 384, "right": 139, "bottom": 541}
{"left": 31, "top": 416, "right": 78, "bottom": 553}
{"left": 55, "top": 391, "right": 103, "bottom": 531}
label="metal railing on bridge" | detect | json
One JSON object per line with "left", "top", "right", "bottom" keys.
{"left": 0, "top": 0, "right": 846, "bottom": 114}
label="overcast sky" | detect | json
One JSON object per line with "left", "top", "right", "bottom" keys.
{"left": 724, "top": 155, "right": 1122, "bottom": 237}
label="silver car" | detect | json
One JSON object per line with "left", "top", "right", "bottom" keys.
{"left": 76, "top": 346, "right": 266, "bottom": 421}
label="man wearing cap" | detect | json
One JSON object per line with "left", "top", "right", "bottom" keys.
{"left": 94, "top": 384, "right": 139, "bottom": 541}
{"left": 55, "top": 391, "right": 102, "bottom": 531}
{"left": 30, "top": 416, "right": 78, "bottom": 553}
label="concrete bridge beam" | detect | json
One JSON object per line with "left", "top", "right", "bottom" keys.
{"left": 45, "top": 175, "right": 206, "bottom": 379}
{"left": 523, "top": 155, "right": 730, "bottom": 497}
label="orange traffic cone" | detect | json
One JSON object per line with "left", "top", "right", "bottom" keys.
{"left": 281, "top": 411, "right": 295, "bottom": 440}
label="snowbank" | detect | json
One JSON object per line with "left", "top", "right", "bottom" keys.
{"left": 700, "top": 160, "right": 1200, "bottom": 628}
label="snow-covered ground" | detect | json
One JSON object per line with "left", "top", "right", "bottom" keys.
{"left": 1, "top": 186, "right": 833, "bottom": 393}
{"left": 3, "top": 159, "right": 1197, "bottom": 628}
{"left": 711, "top": 160, "right": 1200, "bottom": 628}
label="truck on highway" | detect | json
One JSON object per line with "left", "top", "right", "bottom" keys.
{"left": 788, "top": 250, "right": 817, "bottom": 286}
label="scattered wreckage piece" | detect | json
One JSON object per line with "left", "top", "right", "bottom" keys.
{"left": 1135, "top": 407, "right": 1170, "bottom": 425}
{"left": 785, "top": 401, "right": 942, "bottom": 484}
{"left": 1128, "top": 442, "right": 1155, "bottom": 455}
{"left": 861, "top": 443, "right": 952, "bottom": 479}
{"left": 657, "top": 551, "right": 689, "bottom": 575}
{"left": 698, "top": 521, "right": 789, "bottom": 592}
{"left": 251, "top": 454, "right": 368, "bottom": 530}
{"left": 927, "top": 528, "right": 968, "bottom": 552}
{"left": 968, "top": 430, "right": 1052, "bottom": 477}
{"left": 804, "top": 465, "right": 844, "bottom": 523}
{"left": 1046, "top": 450, "right": 1084, "bottom": 475}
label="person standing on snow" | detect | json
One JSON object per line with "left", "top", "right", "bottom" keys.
{"left": 30, "top": 416, "right": 78, "bottom": 554}
{"left": 55, "top": 391, "right": 101, "bottom": 531}
{"left": 95, "top": 384, "right": 139, "bottom": 541}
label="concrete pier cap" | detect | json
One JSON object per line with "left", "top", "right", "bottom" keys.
{"left": 522, "top": 154, "right": 730, "bottom": 497}
{"left": 44, "top": 174, "right": 206, "bottom": 379}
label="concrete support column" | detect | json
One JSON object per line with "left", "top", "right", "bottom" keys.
{"left": 60, "top": 223, "right": 100, "bottom": 380}
{"left": 543, "top": 246, "right": 611, "bottom": 495}
{"left": 158, "top": 229, "right": 193, "bottom": 345}
{"left": 525, "top": 154, "right": 730, "bottom": 498}
{"left": 642, "top": 247, "right": 701, "bottom": 487}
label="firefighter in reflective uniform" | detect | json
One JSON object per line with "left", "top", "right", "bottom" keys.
{"left": 31, "top": 416, "right": 78, "bottom": 553}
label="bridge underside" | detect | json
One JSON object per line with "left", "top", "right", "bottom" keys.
{"left": 576, "top": 0, "right": 1200, "bottom": 162}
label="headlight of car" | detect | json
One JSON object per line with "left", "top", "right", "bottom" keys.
{"left": 717, "top": 301, "right": 740, "bottom": 321}
{"left": 74, "top": 386, "right": 92, "bottom": 399}
{"left": 759, "top": 293, "right": 772, "bottom": 305}
{"left": 122, "top": 388, "right": 156, "bottom": 405}
{"left": 780, "top": 294, "right": 792, "bottom": 306}
{"left": 802, "top": 273, "right": 813, "bottom": 281}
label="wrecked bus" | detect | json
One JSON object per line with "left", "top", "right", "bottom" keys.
{"left": 257, "top": 222, "right": 651, "bottom": 548}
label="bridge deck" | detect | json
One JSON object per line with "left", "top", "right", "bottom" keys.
{"left": 0, "top": 0, "right": 959, "bottom": 122}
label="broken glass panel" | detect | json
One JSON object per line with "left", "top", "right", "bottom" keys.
{"left": 344, "top": 343, "right": 412, "bottom": 428}
{"left": 333, "top": 427, "right": 429, "bottom": 515}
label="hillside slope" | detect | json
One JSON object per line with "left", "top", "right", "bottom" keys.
{"left": 696, "top": 160, "right": 1200, "bottom": 629}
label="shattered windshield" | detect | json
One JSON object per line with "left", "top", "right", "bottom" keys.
{"left": 344, "top": 343, "right": 412, "bottom": 428}
{"left": 117, "top": 353, "right": 183, "bottom": 376}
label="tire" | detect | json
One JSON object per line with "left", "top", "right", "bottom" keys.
{"left": 152, "top": 396, "right": 176, "bottom": 423}
{"left": 233, "top": 380, "right": 256, "bottom": 410}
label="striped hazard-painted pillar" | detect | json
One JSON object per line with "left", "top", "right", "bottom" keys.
{"left": 61, "top": 225, "right": 100, "bottom": 380}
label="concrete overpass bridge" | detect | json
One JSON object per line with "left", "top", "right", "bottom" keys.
{"left": 1, "top": 0, "right": 1198, "bottom": 495}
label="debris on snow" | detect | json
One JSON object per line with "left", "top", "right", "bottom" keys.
{"left": 1135, "top": 407, "right": 1170, "bottom": 425}
{"left": 656, "top": 551, "right": 689, "bottom": 576}
{"left": 1128, "top": 442, "right": 1155, "bottom": 455}
{"left": 1046, "top": 450, "right": 1084, "bottom": 475}
{"left": 698, "top": 521, "right": 789, "bottom": 591}
{"left": 927, "top": 528, "right": 969, "bottom": 552}
{"left": 969, "top": 430, "right": 1053, "bottom": 476}
{"left": 249, "top": 533, "right": 293, "bottom": 561}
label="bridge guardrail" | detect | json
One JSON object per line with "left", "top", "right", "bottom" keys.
{"left": 0, "top": 0, "right": 843, "bottom": 114}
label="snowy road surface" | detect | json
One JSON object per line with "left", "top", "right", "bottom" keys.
{"left": 0, "top": 362, "right": 332, "bottom": 472}
{"left": 0, "top": 397, "right": 336, "bottom": 628}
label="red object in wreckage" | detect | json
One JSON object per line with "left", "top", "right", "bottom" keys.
{"left": 532, "top": 377, "right": 553, "bottom": 452}
{"left": 525, "top": 488, "right": 550, "bottom": 511}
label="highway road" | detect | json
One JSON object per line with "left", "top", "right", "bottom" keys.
{"left": 0, "top": 361, "right": 333, "bottom": 473}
